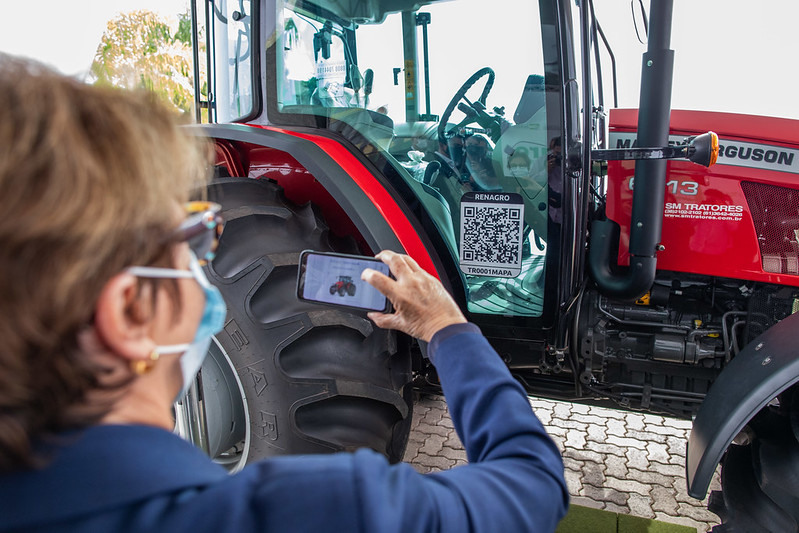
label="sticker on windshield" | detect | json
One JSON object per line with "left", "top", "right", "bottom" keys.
{"left": 459, "top": 192, "right": 524, "bottom": 278}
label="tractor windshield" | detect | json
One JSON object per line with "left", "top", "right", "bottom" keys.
{"left": 269, "top": 0, "right": 561, "bottom": 317}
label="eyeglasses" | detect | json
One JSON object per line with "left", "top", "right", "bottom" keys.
{"left": 176, "top": 201, "right": 224, "bottom": 265}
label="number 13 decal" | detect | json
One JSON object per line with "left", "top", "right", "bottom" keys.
{"left": 628, "top": 178, "right": 699, "bottom": 196}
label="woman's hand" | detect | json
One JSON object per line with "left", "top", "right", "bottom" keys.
{"left": 361, "top": 250, "right": 466, "bottom": 342}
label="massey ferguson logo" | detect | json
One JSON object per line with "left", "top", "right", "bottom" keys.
{"left": 717, "top": 144, "right": 794, "bottom": 166}
{"left": 610, "top": 133, "right": 799, "bottom": 174}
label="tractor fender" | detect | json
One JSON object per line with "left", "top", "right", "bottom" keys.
{"left": 686, "top": 311, "right": 799, "bottom": 499}
{"left": 188, "top": 123, "right": 445, "bottom": 282}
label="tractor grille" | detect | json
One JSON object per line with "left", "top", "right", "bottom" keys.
{"left": 741, "top": 181, "right": 799, "bottom": 274}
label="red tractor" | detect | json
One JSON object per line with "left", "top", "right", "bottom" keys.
{"left": 175, "top": 0, "right": 799, "bottom": 530}
{"left": 329, "top": 275, "right": 356, "bottom": 296}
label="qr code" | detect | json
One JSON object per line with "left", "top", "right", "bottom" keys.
{"left": 461, "top": 205, "right": 522, "bottom": 265}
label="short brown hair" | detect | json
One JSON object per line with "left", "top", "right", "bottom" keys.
{"left": 0, "top": 55, "right": 210, "bottom": 470}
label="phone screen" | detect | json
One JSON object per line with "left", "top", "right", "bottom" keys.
{"left": 297, "top": 251, "right": 391, "bottom": 312}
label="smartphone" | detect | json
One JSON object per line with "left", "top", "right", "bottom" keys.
{"left": 297, "top": 250, "right": 391, "bottom": 313}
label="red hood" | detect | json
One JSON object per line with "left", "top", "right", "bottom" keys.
{"left": 610, "top": 108, "right": 799, "bottom": 147}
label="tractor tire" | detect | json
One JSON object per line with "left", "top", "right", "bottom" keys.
{"left": 708, "top": 387, "right": 799, "bottom": 532}
{"left": 205, "top": 177, "right": 413, "bottom": 462}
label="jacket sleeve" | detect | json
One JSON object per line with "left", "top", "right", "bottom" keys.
{"left": 353, "top": 323, "right": 569, "bottom": 533}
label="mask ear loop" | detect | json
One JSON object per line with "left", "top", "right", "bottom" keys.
{"left": 126, "top": 266, "right": 195, "bottom": 279}
{"left": 156, "top": 343, "right": 192, "bottom": 355}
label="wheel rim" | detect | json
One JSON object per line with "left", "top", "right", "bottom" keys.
{"left": 206, "top": 336, "right": 251, "bottom": 473}
{"left": 175, "top": 336, "right": 251, "bottom": 473}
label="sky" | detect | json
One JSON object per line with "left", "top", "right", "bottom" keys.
{"left": 0, "top": 0, "right": 189, "bottom": 77}
{"left": 1, "top": 1, "right": 799, "bottom": 120}
{"left": 592, "top": 0, "right": 799, "bottom": 120}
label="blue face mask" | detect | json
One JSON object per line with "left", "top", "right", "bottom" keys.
{"left": 127, "top": 253, "right": 227, "bottom": 399}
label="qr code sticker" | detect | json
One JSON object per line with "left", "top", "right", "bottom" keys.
{"left": 459, "top": 194, "right": 524, "bottom": 277}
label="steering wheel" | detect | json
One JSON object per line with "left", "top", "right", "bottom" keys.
{"left": 437, "top": 67, "right": 495, "bottom": 144}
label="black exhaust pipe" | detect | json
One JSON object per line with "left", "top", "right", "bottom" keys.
{"left": 589, "top": 0, "right": 674, "bottom": 300}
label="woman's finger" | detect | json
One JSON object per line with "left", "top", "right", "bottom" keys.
{"left": 376, "top": 250, "right": 412, "bottom": 279}
{"left": 367, "top": 311, "right": 405, "bottom": 333}
{"left": 361, "top": 268, "right": 395, "bottom": 298}
{"left": 401, "top": 253, "right": 424, "bottom": 273}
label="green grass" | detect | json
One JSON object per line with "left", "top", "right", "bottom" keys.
{"left": 556, "top": 505, "right": 696, "bottom": 533}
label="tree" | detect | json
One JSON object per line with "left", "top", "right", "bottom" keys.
{"left": 91, "top": 10, "right": 205, "bottom": 116}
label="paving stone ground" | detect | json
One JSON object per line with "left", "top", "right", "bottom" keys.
{"left": 403, "top": 393, "right": 722, "bottom": 533}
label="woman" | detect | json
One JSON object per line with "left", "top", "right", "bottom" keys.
{"left": 0, "top": 56, "right": 567, "bottom": 533}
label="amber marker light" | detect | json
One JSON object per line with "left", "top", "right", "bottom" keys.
{"left": 707, "top": 131, "right": 719, "bottom": 167}
{"left": 687, "top": 131, "right": 719, "bottom": 167}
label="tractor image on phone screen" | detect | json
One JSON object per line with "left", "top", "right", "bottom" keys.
{"left": 329, "top": 276, "right": 356, "bottom": 297}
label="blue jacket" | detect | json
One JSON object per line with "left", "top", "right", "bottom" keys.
{"left": 0, "top": 323, "right": 568, "bottom": 532}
